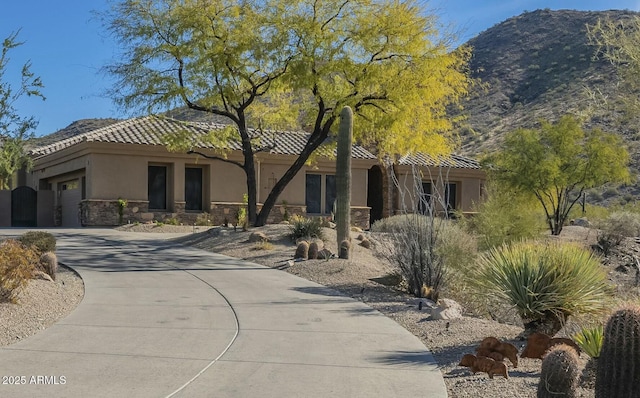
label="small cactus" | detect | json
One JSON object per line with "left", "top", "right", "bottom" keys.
{"left": 359, "top": 238, "right": 371, "bottom": 249}
{"left": 308, "top": 241, "right": 319, "bottom": 259}
{"left": 295, "top": 241, "right": 310, "bottom": 260}
{"left": 339, "top": 239, "right": 351, "bottom": 260}
{"left": 537, "top": 344, "right": 580, "bottom": 398}
{"left": 39, "top": 251, "right": 58, "bottom": 281}
{"left": 595, "top": 305, "right": 640, "bottom": 398}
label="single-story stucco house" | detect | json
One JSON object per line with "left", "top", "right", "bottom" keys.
{"left": 0, "top": 116, "right": 486, "bottom": 228}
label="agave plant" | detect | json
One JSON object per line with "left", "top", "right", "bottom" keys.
{"left": 573, "top": 325, "right": 604, "bottom": 359}
{"left": 472, "top": 241, "right": 610, "bottom": 335}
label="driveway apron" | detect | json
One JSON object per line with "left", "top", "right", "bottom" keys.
{"left": 0, "top": 229, "right": 447, "bottom": 398}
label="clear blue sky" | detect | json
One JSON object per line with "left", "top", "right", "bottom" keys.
{"left": 2, "top": 1, "right": 639, "bottom": 137}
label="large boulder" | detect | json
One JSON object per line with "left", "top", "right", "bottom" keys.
{"left": 430, "top": 298, "right": 463, "bottom": 320}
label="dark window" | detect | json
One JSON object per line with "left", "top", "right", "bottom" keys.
{"left": 419, "top": 182, "right": 432, "bottom": 214}
{"left": 305, "top": 174, "right": 321, "bottom": 214}
{"left": 325, "top": 175, "right": 336, "bottom": 215}
{"left": 148, "top": 166, "right": 167, "bottom": 210}
{"left": 185, "top": 167, "right": 203, "bottom": 211}
{"left": 446, "top": 183, "right": 457, "bottom": 212}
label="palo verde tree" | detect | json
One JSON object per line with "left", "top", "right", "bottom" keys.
{"left": 484, "top": 115, "right": 629, "bottom": 236}
{"left": 104, "top": 0, "right": 471, "bottom": 226}
{"left": 0, "top": 31, "right": 44, "bottom": 189}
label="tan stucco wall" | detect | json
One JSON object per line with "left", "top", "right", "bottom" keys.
{"left": 394, "top": 166, "right": 486, "bottom": 213}
{"left": 210, "top": 161, "right": 247, "bottom": 203}
{"left": 258, "top": 159, "right": 369, "bottom": 210}
{"left": 90, "top": 153, "right": 148, "bottom": 200}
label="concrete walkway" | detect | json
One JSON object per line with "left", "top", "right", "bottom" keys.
{"left": 0, "top": 229, "right": 447, "bottom": 398}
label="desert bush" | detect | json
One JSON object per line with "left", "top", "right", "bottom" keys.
{"left": 471, "top": 241, "right": 609, "bottom": 335}
{"left": 0, "top": 240, "right": 38, "bottom": 303}
{"left": 461, "top": 182, "right": 545, "bottom": 250}
{"left": 375, "top": 214, "right": 446, "bottom": 300}
{"left": 573, "top": 325, "right": 603, "bottom": 359}
{"left": 165, "top": 217, "right": 180, "bottom": 226}
{"left": 195, "top": 213, "right": 213, "bottom": 226}
{"left": 252, "top": 241, "right": 273, "bottom": 251}
{"left": 288, "top": 215, "right": 324, "bottom": 241}
{"left": 18, "top": 231, "right": 56, "bottom": 254}
{"left": 371, "top": 214, "right": 419, "bottom": 233}
{"left": 596, "top": 211, "right": 640, "bottom": 254}
{"left": 437, "top": 221, "right": 477, "bottom": 282}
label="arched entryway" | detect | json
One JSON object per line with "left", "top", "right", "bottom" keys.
{"left": 367, "top": 165, "right": 384, "bottom": 226}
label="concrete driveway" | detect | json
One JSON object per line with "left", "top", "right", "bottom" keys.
{"left": 0, "top": 229, "right": 447, "bottom": 398}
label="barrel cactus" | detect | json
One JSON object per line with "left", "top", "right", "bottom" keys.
{"left": 595, "top": 305, "right": 640, "bottom": 398}
{"left": 538, "top": 344, "right": 580, "bottom": 398}
{"left": 294, "top": 241, "right": 310, "bottom": 260}
{"left": 308, "top": 241, "right": 319, "bottom": 260}
{"left": 336, "top": 106, "right": 352, "bottom": 259}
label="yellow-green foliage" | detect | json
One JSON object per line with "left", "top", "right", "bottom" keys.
{"left": 18, "top": 231, "right": 56, "bottom": 254}
{"left": 0, "top": 240, "right": 38, "bottom": 303}
{"left": 573, "top": 325, "right": 604, "bottom": 359}
{"left": 463, "top": 181, "right": 545, "bottom": 250}
{"left": 471, "top": 241, "right": 609, "bottom": 334}
{"left": 484, "top": 115, "right": 630, "bottom": 235}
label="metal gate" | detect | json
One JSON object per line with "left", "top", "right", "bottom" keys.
{"left": 11, "top": 186, "right": 37, "bottom": 227}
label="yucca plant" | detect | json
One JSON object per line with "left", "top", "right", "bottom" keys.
{"left": 288, "top": 215, "right": 324, "bottom": 241}
{"left": 471, "top": 241, "right": 609, "bottom": 335}
{"left": 573, "top": 326, "right": 604, "bottom": 359}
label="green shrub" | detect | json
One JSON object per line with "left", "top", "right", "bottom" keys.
{"left": 461, "top": 182, "right": 545, "bottom": 250}
{"left": 18, "top": 231, "right": 56, "bottom": 254}
{"left": 437, "top": 220, "right": 477, "bottom": 291}
{"left": 596, "top": 211, "right": 640, "bottom": 254}
{"left": 0, "top": 240, "right": 38, "bottom": 303}
{"left": 195, "top": 213, "right": 212, "bottom": 226}
{"left": 471, "top": 241, "right": 609, "bottom": 335}
{"left": 165, "top": 217, "right": 180, "bottom": 226}
{"left": 288, "top": 215, "right": 324, "bottom": 241}
{"left": 573, "top": 325, "right": 604, "bottom": 359}
{"left": 371, "top": 214, "right": 419, "bottom": 233}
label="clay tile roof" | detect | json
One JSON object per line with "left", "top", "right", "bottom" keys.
{"left": 397, "top": 152, "right": 481, "bottom": 169}
{"left": 29, "top": 116, "right": 376, "bottom": 160}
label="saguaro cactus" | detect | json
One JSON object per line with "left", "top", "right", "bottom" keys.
{"left": 336, "top": 106, "right": 352, "bottom": 259}
{"left": 595, "top": 305, "right": 640, "bottom": 398}
{"left": 538, "top": 344, "right": 580, "bottom": 398}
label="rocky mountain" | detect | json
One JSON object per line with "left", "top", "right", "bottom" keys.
{"left": 458, "top": 9, "right": 640, "bottom": 203}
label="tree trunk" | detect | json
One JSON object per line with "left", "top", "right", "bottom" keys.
{"left": 254, "top": 120, "right": 334, "bottom": 227}
{"left": 243, "top": 156, "right": 257, "bottom": 227}
{"left": 237, "top": 115, "right": 258, "bottom": 226}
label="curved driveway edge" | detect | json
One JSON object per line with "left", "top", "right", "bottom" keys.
{"left": 0, "top": 229, "right": 447, "bottom": 398}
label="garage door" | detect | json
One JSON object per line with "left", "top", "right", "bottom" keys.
{"left": 60, "top": 180, "right": 82, "bottom": 227}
